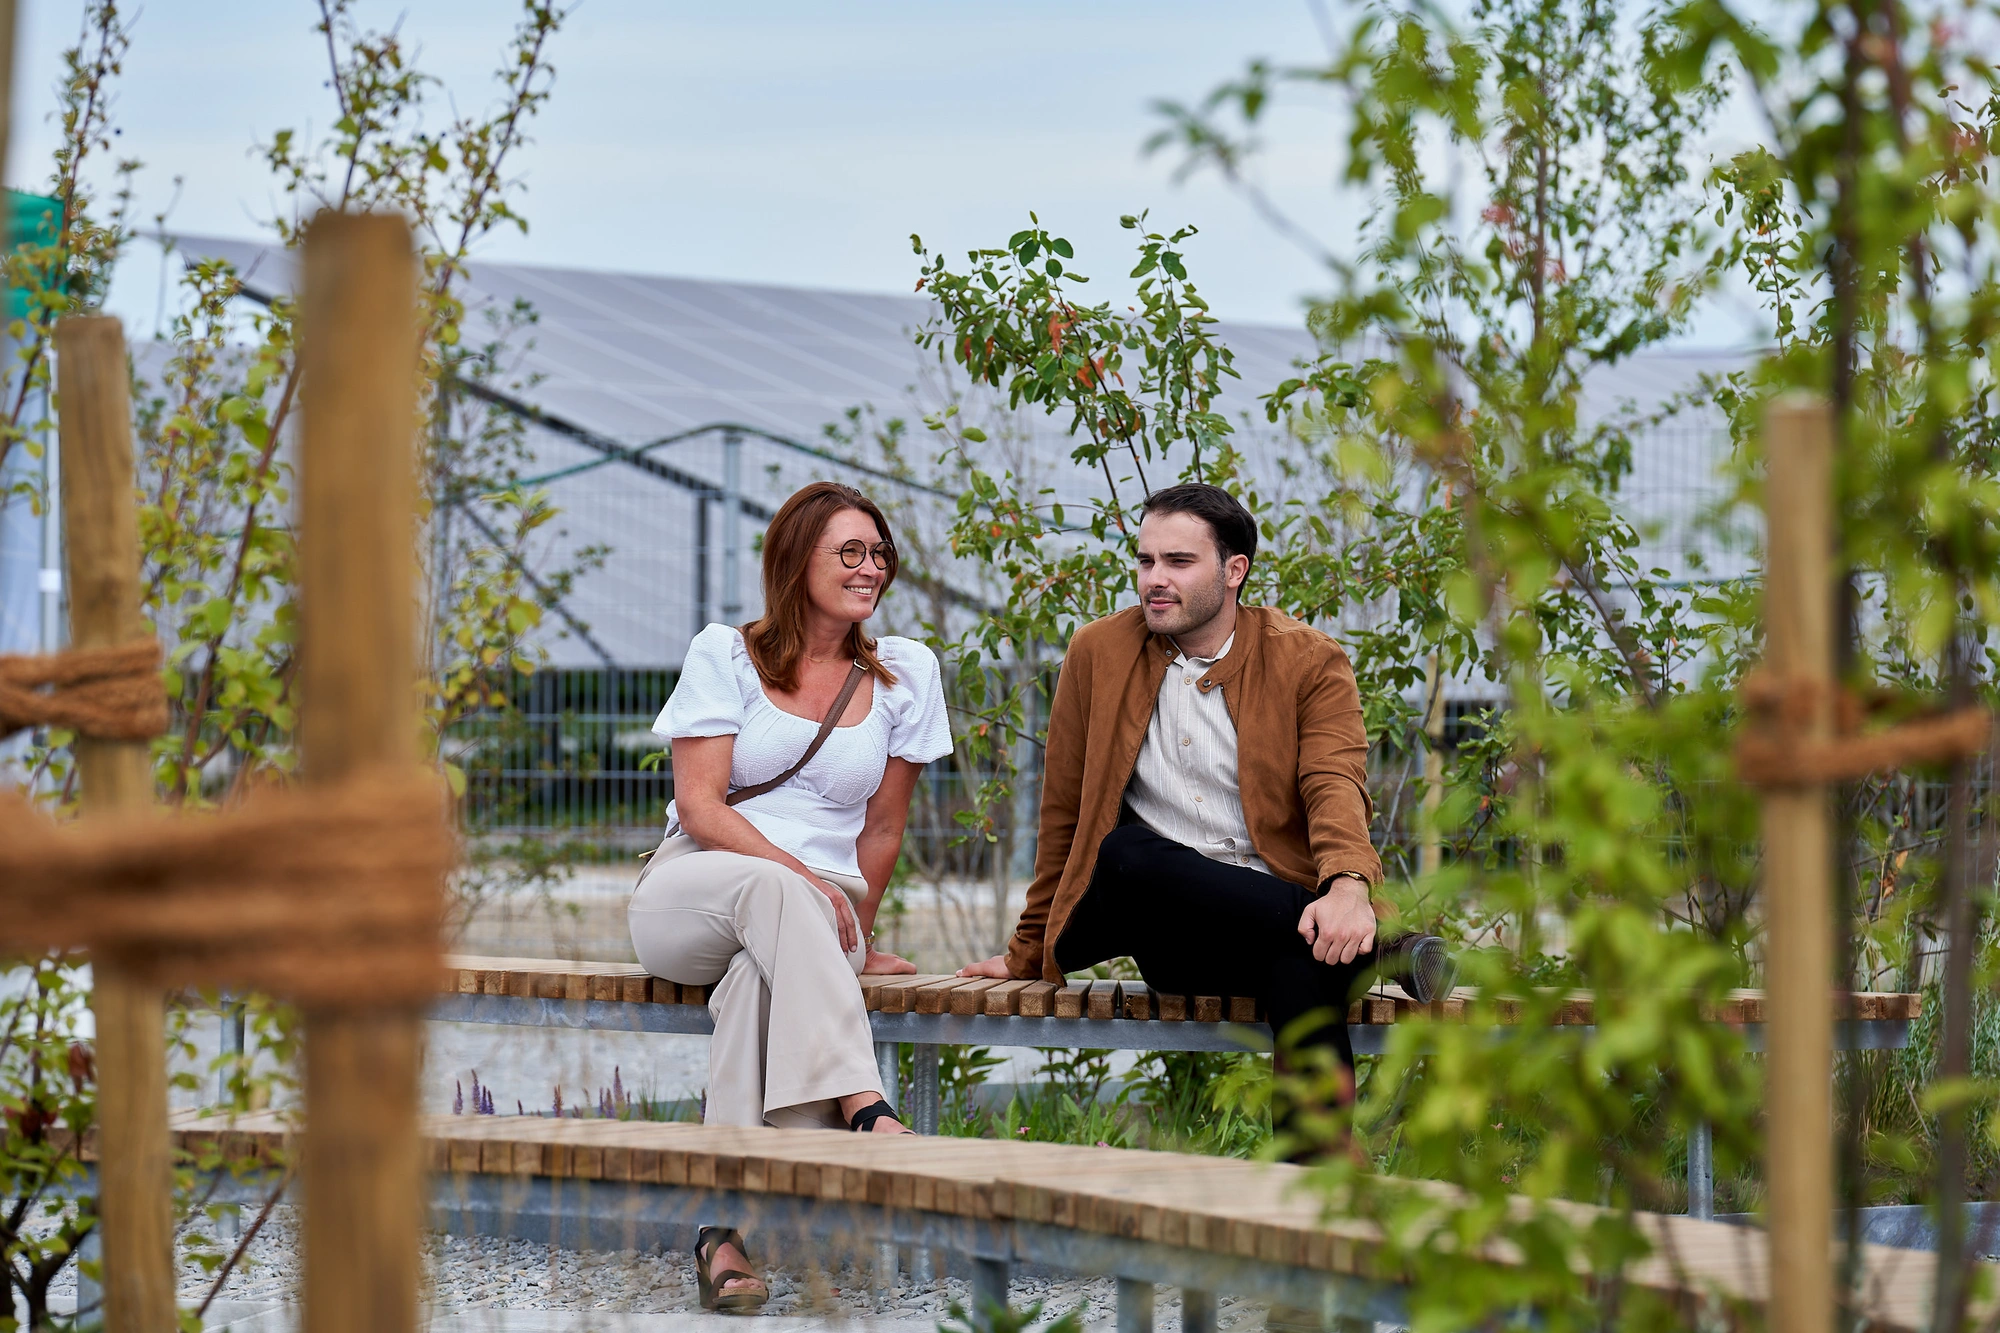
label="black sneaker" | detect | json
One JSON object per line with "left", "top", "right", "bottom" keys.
{"left": 1370, "top": 932, "right": 1455, "bottom": 1004}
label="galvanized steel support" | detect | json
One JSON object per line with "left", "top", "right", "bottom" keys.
{"left": 912, "top": 1043, "right": 942, "bottom": 1135}
{"left": 1181, "top": 1288, "right": 1216, "bottom": 1333}
{"left": 1117, "top": 1277, "right": 1155, "bottom": 1333}
{"left": 1687, "top": 1120, "right": 1714, "bottom": 1220}
{"left": 972, "top": 1256, "right": 1012, "bottom": 1328}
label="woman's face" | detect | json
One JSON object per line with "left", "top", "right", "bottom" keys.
{"left": 805, "top": 507, "right": 889, "bottom": 627}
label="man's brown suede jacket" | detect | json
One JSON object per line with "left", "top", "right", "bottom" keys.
{"left": 1004, "top": 604, "right": 1384, "bottom": 982}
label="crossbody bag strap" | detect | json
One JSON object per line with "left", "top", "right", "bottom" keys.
{"left": 725, "top": 660, "right": 868, "bottom": 807}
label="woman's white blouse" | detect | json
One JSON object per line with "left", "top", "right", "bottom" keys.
{"left": 653, "top": 624, "right": 954, "bottom": 878}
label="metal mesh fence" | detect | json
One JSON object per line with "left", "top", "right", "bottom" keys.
{"left": 452, "top": 668, "right": 1027, "bottom": 871}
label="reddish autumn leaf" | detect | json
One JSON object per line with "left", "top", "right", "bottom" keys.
{"left": 67, "top": 1041, "right": 95, "bottom": 1091}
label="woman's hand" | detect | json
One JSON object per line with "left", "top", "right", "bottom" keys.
{"left": 863, "top": 947, "right": 917, "bottom": 975}
{"left": 813, "top": 875, "right": 861, "bottom": 953}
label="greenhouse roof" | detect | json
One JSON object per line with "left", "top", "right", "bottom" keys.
{"left": 173, "top": 235, "right": 1749, "bottom": 672}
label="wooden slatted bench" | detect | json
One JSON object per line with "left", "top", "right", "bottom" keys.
{"left": 434, "top": 954, "right": 1923, "bottom": 1054}
{"left": 431, "top": 955, "right": 1922, "bottom": 1087}
{"left": 145, "top": 1109, "right": 1977, "bottom": 1332}
{"left": 428, "top": 955, "right": 1921, "bottom": 1221}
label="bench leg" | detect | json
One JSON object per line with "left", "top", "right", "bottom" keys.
{"left": 876, "top": 1041, "right": 901, "bottom": 1109}
{"left": 218, "top": 998, "right": 246, "bottom": 1107}
{"left": 1181, "top": 1287, "right": 1216, "bottom": 1333}
{"left": 1687, "top": 1119, "right": 1714, "bottom": 1219}
{"left": 972, "top": 1256, "right": 1011, "bottom": 1329}
{"left": 874, "top": 1240, "right": 898, "bottom": 1306}
{"left": 1116, "top": 1277, "right": 1154, "bottom": 1333}
{"left": 913, "top": 1043, "right": 942, "bottom": 1135}
{"left": 75, "top": 1225, "right": 103, "bottom": 1323}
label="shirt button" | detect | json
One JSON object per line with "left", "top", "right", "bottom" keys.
{"left": 1184, "top": 677, "right": 1193, "bottom": 686}
{"left": 1194, "top": 795, "right": 1204, "bottom": 803}
{"left": 1180, "top": 737, "right": 1191, "bottom": 746}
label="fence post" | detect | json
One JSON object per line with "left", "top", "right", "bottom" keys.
{"left": 58, "top": 314, "right": 175, "bottom": 1333}
{"left": 1418, "top": 651, "right": 1445, "bottom": 878}
{"left": 1761, "top": 396, "right": 1836, "bottom": 1333}
{"left": 297, "top": 209, "right": 427, "bottom": 1333}
{"left": 721, "top": 427, "right": 742, "bottom": 623}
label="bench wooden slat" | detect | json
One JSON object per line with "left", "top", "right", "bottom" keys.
{"left": 949, "top": 978, "right": 1007, "bottom": 1015}
{"left": 1054, "top": 981, "right": 1090, "bottom": 1019}
{"left": 1121, "top": 983, "right": 1153, "bottom": 1021}
{"left": 1227, "top": 996, "right": 1259, "bottom": 1024}
{"left": 871, "top": 974, "right": 954, "bottom": 1014}
{"left": 1192, "top": 995, "right": 1224, "bottom": 1023}
{"left": 915, "top": 977, "right": 985, "bottom": 1015}
{"left": 1085, "top": 980, "right": 1120, "bottom": 1021}
{"left": 982, "top": 979, "right": 1034, "bottom": 1015}
{"left": 1155, "top": 991, "right": 1187, "bottom": 1021}
{"left": 1016, "top": 980, "right": 1059, "bottom": 1017}
{"left": 858, "top": 972, "right": 911, "bottom": 1008}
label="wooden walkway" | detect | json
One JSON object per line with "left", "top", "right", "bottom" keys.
{"left": 149, "top": 1111, "right": 1976, "bottom": 1331}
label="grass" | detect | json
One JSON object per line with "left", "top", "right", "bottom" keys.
{"left": 925, "top": 1046, "right": 1276, "bottom": 1157}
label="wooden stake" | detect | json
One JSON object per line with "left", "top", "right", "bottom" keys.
{"left": 298, "top": 211, "right": 424, "bottom": 1333}
{"left": 1762, "top": 396, "right": 1836, "bottom": 1333}
{"left": 59, "top": 315, "right": 175, "bottom": 1333}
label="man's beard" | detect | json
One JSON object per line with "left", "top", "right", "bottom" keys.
{"left": 1143, "top": 569, "right": 1229, "bottom": 637}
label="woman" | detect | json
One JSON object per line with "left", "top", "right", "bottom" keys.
{"left": 629, "top": 480, "right": 949, "bottom": 1312}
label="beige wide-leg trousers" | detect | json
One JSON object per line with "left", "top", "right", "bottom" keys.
{"left": 628, "top": 834, "right": 881, "bottom": 1130}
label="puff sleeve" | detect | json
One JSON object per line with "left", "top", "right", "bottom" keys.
{"left": 882, "top": 638, "right": 954, "bottom": 763}
{"left": 653, "top": 624, "right": 749, "bottom": 739}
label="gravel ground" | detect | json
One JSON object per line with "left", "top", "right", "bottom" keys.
{"left": 36, "top": 1208, "right": 1276, "bottom": 1330}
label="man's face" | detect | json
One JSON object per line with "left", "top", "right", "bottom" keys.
{"left": 1136, "top": 510, "right": 1241, "bottom": 637}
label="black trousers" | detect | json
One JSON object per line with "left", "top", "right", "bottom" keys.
{"left": 1053, "top": 822, "right": 1376, "bottom": 1072}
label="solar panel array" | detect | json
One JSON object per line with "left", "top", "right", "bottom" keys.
{"left": 173, "top": 234, "right": 1746, "bottom": 673}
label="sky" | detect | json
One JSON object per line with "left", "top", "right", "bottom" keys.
{"left": 5, "top": 0, "right": 1769, "bottom": 346}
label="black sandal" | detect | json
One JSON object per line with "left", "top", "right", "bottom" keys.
{"left": 694, "top": 1226, "right": 769, "bottom": 1313}
{"left": 848, "top": 1099, "right": 916, "bottom": 1135}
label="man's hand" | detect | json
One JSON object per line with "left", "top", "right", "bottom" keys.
{"left": 1298, "top": 875, "right": 1376, "bottom": 966}
{"left": 957, "top": 954, "right": 1012, "bottom": 979}
{"left": 864, "top": 948, "right": 917, "bottom": 975}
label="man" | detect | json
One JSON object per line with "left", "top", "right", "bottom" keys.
{"left": 959, "top": 482, "right": 1449, "bottom": 1083}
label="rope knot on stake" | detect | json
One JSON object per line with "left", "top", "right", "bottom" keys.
{"left": 0, "top": 765, "right": 455, "bottom": 1008}
{"left": 1735, "top": 668, "right": 1994, "bottom": 787}
{"left": 0, "top": 639, "right": 168, "bottom": 741}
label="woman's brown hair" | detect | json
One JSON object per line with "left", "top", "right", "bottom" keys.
{"left": 740, "top": 482, "right": 901, "bottom": 692}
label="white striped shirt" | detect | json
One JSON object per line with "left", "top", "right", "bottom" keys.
{"left": 1121, "top": 633, "right": 1268, "bottom": 874}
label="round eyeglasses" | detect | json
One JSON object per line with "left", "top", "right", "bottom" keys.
{"left": 822, "top": 540, "right": 896, "bottom": 570}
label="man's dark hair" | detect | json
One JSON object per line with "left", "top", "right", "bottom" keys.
{"left": 1141, "top": 482, "right": 1258, "bottom": 573}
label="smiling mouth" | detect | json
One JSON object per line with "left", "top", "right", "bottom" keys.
{"left": 845, "top": 584, "right": 877, "bottom": 597}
